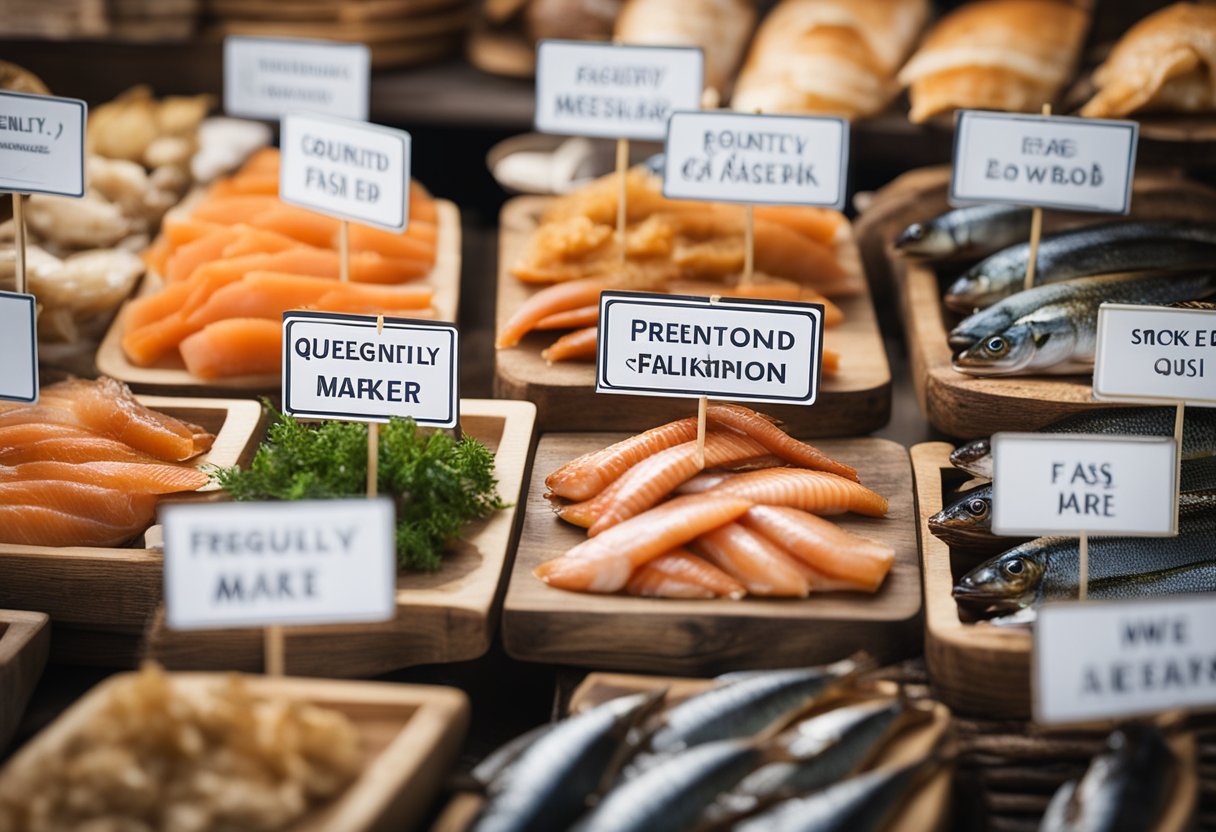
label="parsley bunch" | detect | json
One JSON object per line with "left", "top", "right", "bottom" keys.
{"left": 213, "top": 406, "right": 506, "bottom": 571}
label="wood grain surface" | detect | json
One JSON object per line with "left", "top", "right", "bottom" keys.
{"left": 493, "top": 196, "right": 892, "bottom": 435}
{"left": 144, "top": 398, "right": 536, "bottom": 677}
{"left": 0, "top": 610, "right": 49, "bottom": 754}
{"left": 502, "top": 433, "right": 922, "bottom": 674}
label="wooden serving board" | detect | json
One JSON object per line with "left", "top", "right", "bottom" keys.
{"left": 144, "top": 399, "right": 537, "bottom": 677}
{"left": 501, "top": 435, "right": 921, "bottom": 674}
{"left": 855, "top": 167, "right": 1216, "bottom": 439}
{"left": 0, "top": 610, "right": 49, "bottom": 753}
{"left": 0, "top": 672, "right": 469, "bottom": 832}
{"left": 0, "top": 396, "right": 264, "bottom": 667}
{"left": 493, "top": 196, "right": 892, "bottom": 435}
{"left": 96, "top": 199, "right": 462, "bottom": 394}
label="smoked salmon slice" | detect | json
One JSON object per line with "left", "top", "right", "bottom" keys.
{"left": 0, "top": 480, "right": 159, "bottom": 528}
{"left": 0, "top": 460, "right": 208, "bottom": 493}
{"left": 535, "top": 495, "right": 754, "bottom": 593}
{"left": 0, "top": 436, "right": 160, "bottom": 466}
{"left": 179, "top": 318, "right": 282, "bottom": 379}
{"left": 497, "top": 278, "right": 611, "bottom": 348}
{"left": 542, "top": 326, "right": 598, "bottom": 363}
{"left": 692, "top": 522, "right": 811, "bottom": 597}
{"left": 625, "top": 549, "right": 747, "bottom": 600}
{"left": 165, "top": 227, "right": 244, "bottom": 283}
{"left": 534, "top": 304, "right": 599, "bottom": 330}
{"left": 0, "top": 504, "right": 149, "bottom": 548}
{"left": 704, "top": 468, "right": 888, "bottom": 517}
{"left": 742, "top": 506, "right": 895, "bottom": 592}
{"left": 546, "top": 417, "right": 699, "bottom": 502}
{"left": 706, "top": 404, "right": 859, "bottom": 482}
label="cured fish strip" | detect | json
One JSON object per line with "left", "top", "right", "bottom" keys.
{"left": 0, "top": 460, "right": 208, "bottom": 493}
{"left": 165, "top": 227, "right": 244, "bottom": 283}
{"left": 586, "top": 432, "right": 769, "bottom": 535}
{"left": 692, "top": 522, "right": 811, "bottom": 597}
{"left": 750, "top": 205, "right": 845, "bottom": 246}
{"left": 534, "top": 495, "right": 754, "bottom": 593}
{"left": 497, "top": 278, "right": 611, "bottom": 348}
{"left": 179, "top": 318, "right": 282, "bottom": 380}
{"left": 221, "top": 227, "right": 306, "bottom": 258}
{"left": 705, "top": 468, "right": 888, "bottom": 517}
{"left": 0, "top": 505, "right": 147, "bottom": 548}
{"left": 0, "top": 480, "right": 159, "bottom": 529}
{"left": 743, "top": 506, "right": 894, "bottom": 592}
{"left": 542, "top": 327, "right": 598, "bottom": 363}
{"left": 546, "top": 417, "right": 698, "bottom": 502}
{"left": 822, "top": 348, "right": 840, "bottom": 378}
{"left": 706, "top": 404, "right": 859, "bottom": 482}
{"left": 625, "top": 549, "right": 747, "bottom": 600}
{"left": 534, "top": 304, "right": 600, "bottom": 330}
{"left": 0, "top": 423, "right": 96, "bottom": 447}
{"left": 0, "top": 437, "right": 160, "bottom": 465}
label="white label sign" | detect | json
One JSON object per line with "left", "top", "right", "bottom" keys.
{"left": 283, "top": 312, "right": 458, "bottom": 427}
{"left": 991, "top": 433, "right": 1178, "bottom": 537}
{"left": 534, "top": 40, "right": 703, "bottom": 141}
{"left": 951, "top": 111, "right": 1138, "bottom": 213}
{"left": 280, "top": 113, "right": 410, "bottom": 232}
{"left": 162, "top": 499, "right": 396, "bottom": 630}
{"left": 0, "top": 291, "right": 37, "bottom": 403}
{"left": 1094, "top": 303, "right": 1216, "bottom": 406}
{"left": 596, "top": 291, "right": 824, "bottom": 405}
{"left": 663, "top": 111, "right": 849, "bottom": 209}
{"left": 1034, "top": 595, "right": 1216, "bottom": 725}
{"left": 0, "top": 91, "right": 85, "bottom": 197}
{"left": 224, "top": 36, "right": 370, "bottom": 121}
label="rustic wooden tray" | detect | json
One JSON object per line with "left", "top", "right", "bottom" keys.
{"left": 855, "top": 167, "right": 1216, "bottom": 438}
{"left": 493, "top": 196, "right": 892, "bottom": 435}
{"left": 501, "top": 434, "right": 921, "bottom": 674}
{"left": 144, "top": 398, "right": 536, "bottom": 677}
{"left": 0, "top": 396, "right": 265, "bottom": 667}
{"left": 0, "top": 610, "right": 50, "bottom": 753}
{"left": 96, "top": 199, "right": 462, "bottom": 394}
{"left": 0, "top": 672, "right": 469, "bottom": 832}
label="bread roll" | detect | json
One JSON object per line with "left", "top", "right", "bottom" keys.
{"left": 731, "top": 0, "right": 929, "bottom": 120}
{"left": 614, "top": 0, "right": 755, "bottom": 95}
{"left": 898, "top": 0, "right": 1089, "bottom": 123}
{"left": 1081, "top": 2, "right": 1216, "bottom": 118}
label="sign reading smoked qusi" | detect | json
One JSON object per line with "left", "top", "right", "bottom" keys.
{"left": 950, "top": 110, "right": 1138, "bottom": 213}
{"left": 224, "top": 36, "right": 370, "bottom": 121}
{"left": 596, "top": 291, "right": 824, "bottom": 405}
{"left": 534, "top": 40, "right": 704, "bottom": 140}
{"left": 0, "top": 90, "right": 86, "bottom": 197}
{"left": 1094, "top": 303, "right": 1216, "bottom": 406}
{"left": 283, "top": 311, "right": 458, "bottom": 427}
{"left": 1033, "top": 595, "right": 1216, "bottom": 725}
{"left": 991, "top": 433, "right": 1178, "bottom": 537}
{"left": 663, "top": 111, "right": 849, "bottom": 209}
{"left": 280, "top": 112, "right": 409, "bottom": 231}
{"left": 0, "top": 291, "right": 37, "bottom": 403}
{"left": 162, "top": 499, "right": 396, "bottom": 630}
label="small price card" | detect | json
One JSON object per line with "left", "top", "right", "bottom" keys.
{"left": 224, "top": 36, "right": 370, "bottom": 121}
{"left": 0, "top": 90, "right": 86, "bottom": 197}
{"left": 0, "top": 291, "right": 37, "bottom": 403}
{"left": 1094, "top": 303, "right": 1216, "bottom": 406}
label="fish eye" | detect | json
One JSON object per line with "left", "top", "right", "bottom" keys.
{"left": 904, "top": 223, "right": 924, "bottom": 241}
{"left": 985, "top": 337, "right": 1006, "bottom": 354}
{"left": 967, "top": 498, "right": 988, "bottom": 517}
{"left": 1004, "top": 559, "right": 1025, "bottom": 576}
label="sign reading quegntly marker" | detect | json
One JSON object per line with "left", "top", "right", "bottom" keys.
{"left": 991, "top": 433, "right": 1178, "bottom": 537}
{"left": 534, "top": 40, "right": 704, "bottom": 141}
{"left": 224, "top": 36, "right": 370, "bottom": 121}
{"left": 280, "top": 112, "right": 410, "bottom": 232}
{"left": 162, "top": 499, "right": 396, "bottom": 630}
{"left": 283, "top": 311, "right": 458, "bottom": 427}
{"left": 596, "top": 291, "right": 824, "bottom": 405}
{"left": 663, "top": 111, "right": 849, "bottom": 209}
{"left": 951, "top": 111, "right": 1137, "bottom": 213}
{"left": 0, "top": 291, "right": 37, "bottom": 403}
{"left": 1094, "top": 303, "right": 1216, "bottom": 406}
{"left": 1034, "top": 595, "right": 1216, "bottom": 724}
{"left": 0, "top": 90, "right": 86, "bottom": 198}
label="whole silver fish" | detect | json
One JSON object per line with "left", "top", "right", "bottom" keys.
{"left": 1039, "top": 726, "right": 1175, "bottom": 832}
{"left": 949, "top": 407, "right": 1216, "bottom": 479}
{"left": 953, "top": 495, "right": 1216, "bottom": 619}
{"left": 948, "top": 269, "right": 1216, "bottom": 355}
{"left": 944, "top": 220, "right": 1216, "bottom": 312}
{"left": 472, "top": 690, "right": 665, "bottom": 832}
{"left": 582, "top": 739, "right": 772, "bottom": 832}
{"left": 469, "top": 722, "right": 556, "bottom": 789}
{"left": 895, "top": 205, "right": 1032, "bottom": 261}
{"left": 732, "top": 756, "right": 937, "bottom": 832}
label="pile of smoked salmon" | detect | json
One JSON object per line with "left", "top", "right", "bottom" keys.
{"left": 536, "top": 404, "right": 894, "bottom": 599}
{"left": 123, "top": 148, "right": 440, "bottom": 379}
{"left": 0, "top": 378, "right": 213, "bottom": 548}
{"left": 498, "top": 168, "right": 850, "bottom": 367}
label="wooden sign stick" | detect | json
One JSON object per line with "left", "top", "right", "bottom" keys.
{"left": 617, "top": 137, "right": 629, "bottom": 267}
{"left": 1022, "top": 103, "right": 1051, "bottom": 293}
{"left": 696, "top": 395, "right": 708, "bottom": 467}
{"left": 368, "top": 312, "right": 385, "bottom": 498}
{"left": 12, "top": 193, "right": 27, "bottom": 294}
{"left": 1078, "top": 531, "right": 1089, "bottom": 601}
{"left": 1174, "top": 400, "right": 1185, "bottom": 515}
{"left": 264, "top": 624, "right": 285, "bottom": 676}
{"left": 740, "top": 109, "right": 761, "bottom": 288}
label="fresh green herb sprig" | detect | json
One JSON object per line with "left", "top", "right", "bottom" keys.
{"left": 213, "top": 405, "right": 506, "bottom": 571}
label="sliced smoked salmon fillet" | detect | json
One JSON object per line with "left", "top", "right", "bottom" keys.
{"left": 751, "top": 205, "right": 845, "bottom": 245}
{"left": 546, "top": 416, "right": 699, "bottom": 502}
{"left": 221, "top": 228, "right": 306, "bottom": 259}
{"left": 534, "top": 304, "right": 599, "bottom": 331}
{"left": 191, "top": 195, "right": 284, "bottom": 225}
{"left": 238, "top": 146, "right": 283, "bottom": 177}
{"left": 705, "top": 404, "right": 859, "bottom": 482}
{"left": 0, "top": 480, "right": 159, "bottom": 528}
{"left": 0, "top": 460, "right": 208, "bottom": 493}
{"left": 0, "top": 436, "right": 160, "bottom": 465}
{"left": 498, "top": 278, "right": 612, "bottom": 348}
{"left": 541, "top": 326, "right": 598, "bottom": 363}
{"left": 209, "top": 173, "right": 280, "bottom": 197}
{"left": 348, "top": 222, "right": 437, "bottom": 261}
{"left": 0, "top": 504, "right": 148, "bottom": 548}
{"left": 743, "top": 505, "right": 894, "bottom": 592}
{"left": 0, "top": 423, "right": 96, "bottom": 447}
{"left": 704, "top": 468, "right": 888, "bottom": 518}
{"left": 692, "top": 522, "right": 810, "bottom": 597}
{"left": 165, "top": 227, "right": 244, "bottom": 283}
{"left": 162, "top": 218, "right": 227, "bottom": 249}
{"left": 625, "top": 549, "right": 746, "bottom": 600}
{"left": 179, "top": 318, "right": 282, "bottom": 379}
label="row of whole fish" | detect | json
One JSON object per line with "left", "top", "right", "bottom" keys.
{"left": 469, "top": 657, "right": 945, "bottom": 832}
{"left": 896, "top": 210, "right": 1216, "bottom": 377}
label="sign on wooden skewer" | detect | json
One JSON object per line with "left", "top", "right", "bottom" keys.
{"left": 224, "top": 36, "right": 370, "bottom": 122}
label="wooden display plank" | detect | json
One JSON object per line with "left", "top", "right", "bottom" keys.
{"left": 96, "top": 199, "right": 462, "bottom": 394}
{"left": 144, "top": 398, "right": 536, "bottom": 677}
{"left": 0, "top": 396, "right": 265, "bottom": 667}
{"left": 0, "top": 610, "right": 49, "bottom": 753}
{"left": 494, "top": 196, "right": 892, "bottom": 435}
{"left": 502, "top": 434, "right": 921, "bottom": 674}
{"left": 0, "top": 673, "right": 469, "bottom": 832}
{"left": 854, "top": 167, "right": 1216, "bottom": 439}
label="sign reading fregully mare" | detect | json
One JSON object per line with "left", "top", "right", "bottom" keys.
{"left": 1094, "top": 303, "right": 1216, "bottom": 406}
{"left": 596, "top": 291, "right": 824, "bottom": 406}
{"left": 950, "top": 110, "right": 1138, "bottom": 213}
{"left": 224, "top": 36, "right": 370, "bottom": 121}
{"left": 0, "top": 291, "right": 37, "bottom": 403}
{"left": 0, "top": 90, "right": 85, "bottom": 197}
